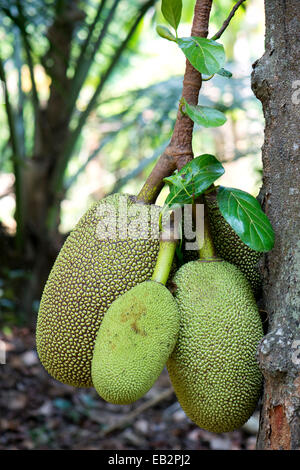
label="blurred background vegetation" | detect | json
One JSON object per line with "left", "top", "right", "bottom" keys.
{"left": 0, "top": 0, "right": 264, "bottom": 327}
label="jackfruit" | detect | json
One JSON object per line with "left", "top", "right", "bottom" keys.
{"left": 167, "top": 260, "right": 263, "bottom": 433}
{"left": 91, "top": 280, "right": 180, "bottom": 404}
{"left": 36, "top": 193, "right": 161, "bottom": 388}
{"left": 205, "top": 195, "right": 262, "bottom": 296}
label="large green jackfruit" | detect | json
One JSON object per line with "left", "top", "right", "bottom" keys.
{"left": 205, "top": 195, "right": 262, "bottom": 296}
{"left": 167, "top": 260, "right": 263, "bottom": 433}
{"left": 91, "top": 280, "right": 180, "bottom": 404}
{"left": 36, "top": 194, "right": 161, "bottom": 388}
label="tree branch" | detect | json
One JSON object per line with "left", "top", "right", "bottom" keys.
{"left": 137, "top": 0, "right": 213, "bottom": 204}
{"left": 211, "top": 0, "right": 246, "bottom": 41}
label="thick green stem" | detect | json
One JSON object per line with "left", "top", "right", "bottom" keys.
{"left": 151, "top": 239, "right": 177, "bottom": 285}
{"left": 197, "top": 202, "right": 217, "bottom": 260}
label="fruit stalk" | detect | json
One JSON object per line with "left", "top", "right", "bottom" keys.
{"left": 194, "top": 198, "right": 217, "bottom": 260}
{"left": 198, "top": 203, "right": 217, "bottom": 260}
{"left": 137, "top": 0, "right": 213, "bottom": 204}
{"left": 152, "top": 213, "right": 178, "bottom": 285}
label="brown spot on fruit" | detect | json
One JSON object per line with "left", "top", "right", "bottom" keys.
{"left": 131, "top": 321, "right": 146, "bottom": 336}
{"left": 120, "top": 312, "right": 129, "bottom": 322}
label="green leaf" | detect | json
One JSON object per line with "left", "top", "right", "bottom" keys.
{"left": 161, "top": 0, "right": 182, "bottom": 31}
{"left": 217, "top": 187, "right": 275, "bottom": 252}
{"left": 216, "top": 67, "right": 232, "bottom": 78}
{"left": 183, "top": 99, "right": 227, "bottom": 128}
{"left": 156, "top": 25, "right": 176, "bottom": 41}
{"left": 176, "top": 37, "right": 225, "bottom": 75}
{"left": 164, "top": 154, "right": 225, "bottom": 207}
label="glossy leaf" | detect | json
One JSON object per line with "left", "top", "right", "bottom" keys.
{"left": 176, "top": 37, "right": 225, "bottom": 75}
{"left": 164, "top": 154, "right": 225, "bottom": 207}
{"left": 183, "top": 99, "right": 227, "bottom": 127}
{"left": 161, "top": 0, "right": 182, "bottom": 31}
{"left": 217, "top": 187, "right": 275, "bottom": 252}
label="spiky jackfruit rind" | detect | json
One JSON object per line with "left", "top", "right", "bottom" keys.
{"left": 206, "top": 196, "right": 262, "bottom": 296}
{"left": 36, "top": 194, "right": 161, "bottom": 388}
{"left": 91, "top": 280, "right": 180, "bottom": 405}
{"left": 167, "top": 260, "right": 263, "bottom": 433}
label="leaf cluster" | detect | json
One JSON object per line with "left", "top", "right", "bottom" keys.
{"left": 156, "top": 0, "right": 274, "bottom": 253}
{"left": 164, "top": 154, "right": 274, "bottom": 253}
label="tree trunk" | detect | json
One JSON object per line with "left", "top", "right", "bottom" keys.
{"left": 251, "top": 0, "right": 300, "bottom": 450}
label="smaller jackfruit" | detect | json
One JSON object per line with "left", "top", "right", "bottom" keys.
{"left": 205, "top": 194, "right": 262, "bottom": 296}
{"left": 167, "top": 260, "right": 263, "bottom": 433}
{"left": 92, "top": 280, "right": 180, "bottom": 404}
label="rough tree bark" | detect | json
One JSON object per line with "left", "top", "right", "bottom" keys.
{"left": 251, "top": 0, "right": 300, "bottom": 450}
